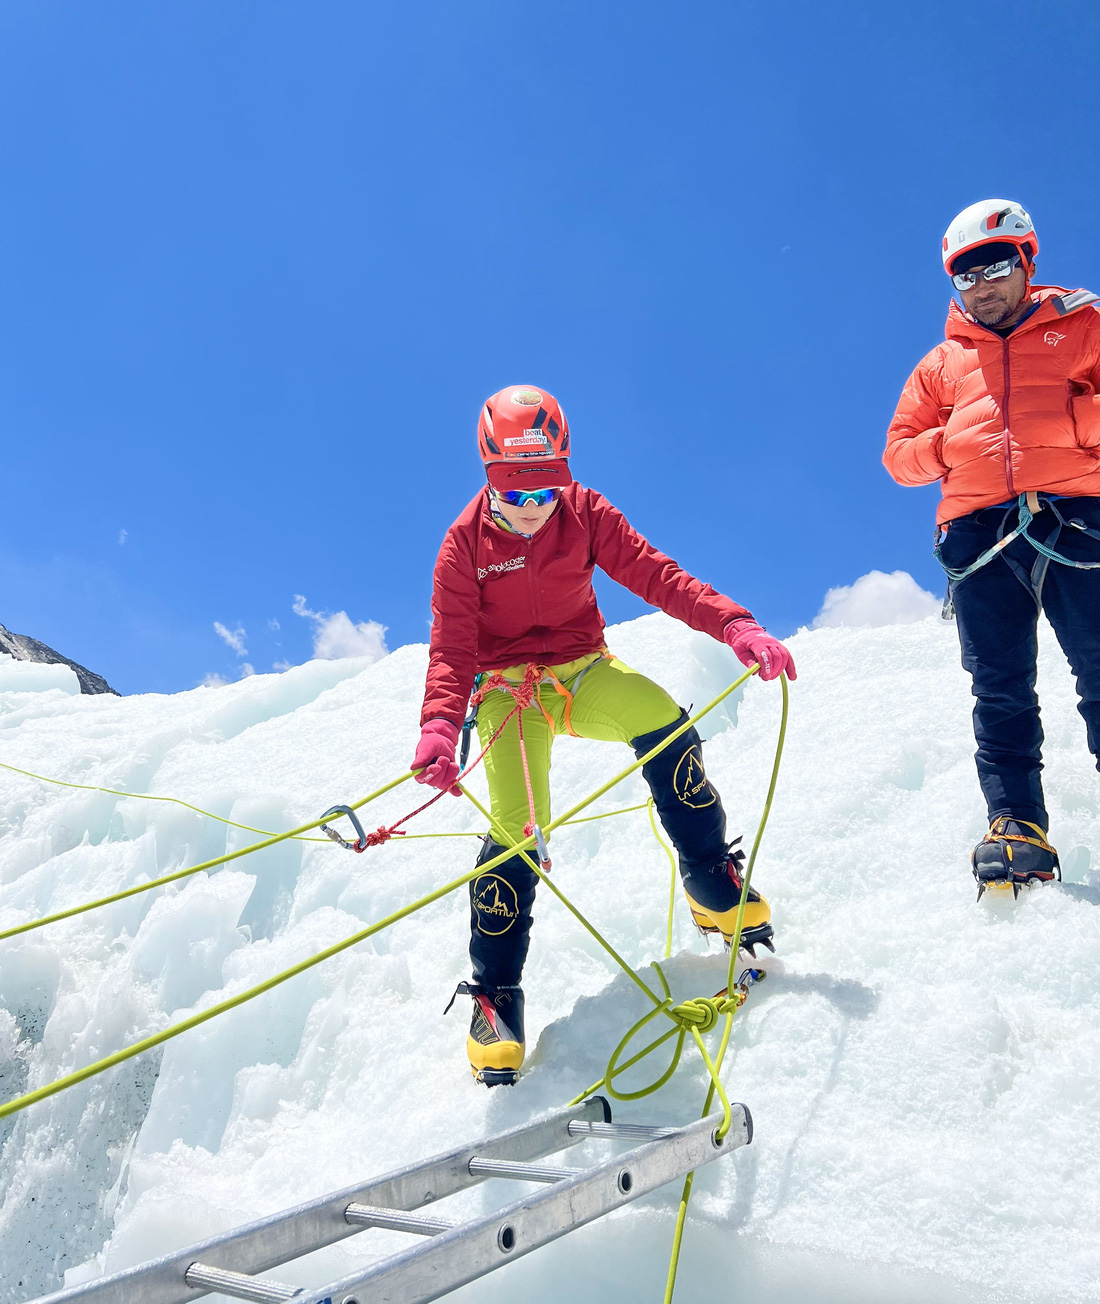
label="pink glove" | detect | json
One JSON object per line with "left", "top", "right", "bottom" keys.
{"left": 723, "top": 619, "right": 797, "bottom": 682}
{"left": 412, "top": 719, "right": 462, "bottom": 796}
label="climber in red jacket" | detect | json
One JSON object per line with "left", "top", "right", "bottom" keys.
{"left": 413, "top": 383, "right": 795, "bottom": 1085}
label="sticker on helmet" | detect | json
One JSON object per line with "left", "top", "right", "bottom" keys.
{"left": 504, "top": 430, "right": 549, "bottom": 447}
{"left": 511, "top": 389, "right": 543, "bottom": 406}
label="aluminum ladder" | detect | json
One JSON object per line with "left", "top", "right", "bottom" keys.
{"left": 27, "top": 1095, "right": 752, "bottom": 1304}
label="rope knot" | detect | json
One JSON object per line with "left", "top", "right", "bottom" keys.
{"left": 470, "top": 664, "right": 542, "bottom": 711}
{"left": 363, "top": 826, "right": 406, "bottom": 848}
{"left": 669, "top": 996, "right": 722, "bottom": 1032}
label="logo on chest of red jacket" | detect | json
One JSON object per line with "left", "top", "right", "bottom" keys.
{"left": 1044, "top": 331, "right": 1066, "bottom": 346}
{"left": 478, "top": 556, "right": 527, "bottom": 582}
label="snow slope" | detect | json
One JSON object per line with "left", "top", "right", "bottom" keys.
{"left": 1, "top": 614, "right": 1099, "bottom": 1304}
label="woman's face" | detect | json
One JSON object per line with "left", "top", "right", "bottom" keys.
{"left": 491, "top": 490, "right": 560, "bottom": 535}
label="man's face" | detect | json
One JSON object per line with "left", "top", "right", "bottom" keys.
{"left": 958, "top": 260, "right": 1028, "bottom": 327}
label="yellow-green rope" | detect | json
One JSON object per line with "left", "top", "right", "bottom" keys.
{"left": 0, "top": 760, "right": 657, "bottom": 940}
{"left": 662, "top": 671, "right": 790, "bottom": 1304}
{"left": 0, "top": 758, "right": 332, "bottom": 841}
{"left": 0, "top": 772, "right": 417, "bottom": 941}
{"left": 0, "top": 668, "right": 759, "bottom": 1120}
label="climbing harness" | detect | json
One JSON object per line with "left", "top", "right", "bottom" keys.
{"left": 936, "top": 491, "right": 1100, "bottom": 598}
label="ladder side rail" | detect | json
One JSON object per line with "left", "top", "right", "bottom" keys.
{"left": 24, "top": 1100, "right": 610, "bottom": 1304}
{"left": 295, "top": 1107, "right": 751, "bottom": 1304}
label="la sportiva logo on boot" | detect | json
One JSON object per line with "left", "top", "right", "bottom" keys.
{"left": 472, "top": 874, "right": 519, "bottom": 935}
{"left": 673, "top": 746, "right": 717, "bottom": 809}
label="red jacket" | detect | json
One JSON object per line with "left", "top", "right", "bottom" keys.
{"left": 883, "top": 285, "right": 1100, "bottom": 524}
{"left": 421, "top": 483, "right": 752, "bottom": 726}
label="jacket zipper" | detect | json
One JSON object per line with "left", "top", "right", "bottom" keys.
{"left": 527, "top": 531, "right": 543, "bottom": 627}
{"left": 1001, "top": 341, "right": 1016, "bottom": 497}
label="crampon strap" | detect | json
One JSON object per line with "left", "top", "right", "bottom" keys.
{"left": 974, "top": 816, "right": 1060, "bottom": 863}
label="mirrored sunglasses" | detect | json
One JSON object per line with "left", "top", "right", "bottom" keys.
{"left": 496, "top": 487, "right": 561, "bottom": 507}
{"left": 951, "top": 254, "right": 1021, "bottom": 291}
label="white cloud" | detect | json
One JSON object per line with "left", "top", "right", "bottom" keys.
{"left": 118, "top": 528, "right": 128, "bottom": 545}
{"left": 214, "top": 621, "right": 248, "bottom": 656}
{"left": 292, "top": 594, "right": 389, "bottom": 662}
{"left": 239, "top": 662, "right": 255, "bottom": 678}
{"left": 201, "top": 672, "right": 228, "bottom": 687}
{"left": 268, "top": 618, "right": 281, "bottom": 631}
{"left": 813, "top": 570, "right": 940, "bottom": 629}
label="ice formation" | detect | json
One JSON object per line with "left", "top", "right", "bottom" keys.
{"left": 1, "top": 612, "right": 1099, "bottom": 1304}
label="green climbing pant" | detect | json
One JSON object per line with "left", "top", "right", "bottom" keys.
{"left": 476, "top": 652, "right": 682, "bottom": 844}
{"left": 470, "top": 650, "right": 733, "bottom": 987}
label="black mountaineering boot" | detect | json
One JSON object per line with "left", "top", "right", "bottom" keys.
{"left": 972, "top": 817, "right": 1061, "bottom": 901}
{"left": 446, "top": 982, "right": 525, "bottom": 1086}
{"left": 632, "top": 712, "right": 775, "bottom": 956}
{"left": 680, "top": 839, "right": 775, "bottom": 957}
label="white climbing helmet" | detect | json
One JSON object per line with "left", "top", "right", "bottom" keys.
{"left": 941, "top": 199, "right": 1038, "bottom": 274}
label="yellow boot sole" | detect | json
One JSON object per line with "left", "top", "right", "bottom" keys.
{"left": 684, "top": 889, "right": 775, "bottom": 956}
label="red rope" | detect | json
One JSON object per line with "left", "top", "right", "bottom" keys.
{"left": 470, "top": 662, "right": 541, "bottom": 710}
{"left": 358, "top": 699, "right": 523, "bottom": 849}
{"left": 354, "top": 662, "right": 555, "bottom": 859}
{"left": 517, "top": 710, "right": 539, "bottom": 840}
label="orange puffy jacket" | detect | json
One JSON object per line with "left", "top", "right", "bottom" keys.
{"left": 883, "top": 285, "right": 1100, "bottom": 524}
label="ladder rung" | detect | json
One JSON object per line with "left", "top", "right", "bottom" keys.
{"left": 468, "top": 1157, "right": 583, "bottom": 1183}
{"left": 344, "top": 1204, "right": 456, "bottom": 1235}
{"left": 183, "top": 1262, "right": 301, "bottom": 1303}
{"left": 567, "top": 1120, "right": 676, "bottom": 1141}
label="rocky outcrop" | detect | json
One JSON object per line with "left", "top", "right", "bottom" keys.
{"left": 0, "top": 624, "right": 119, "bottom": 695}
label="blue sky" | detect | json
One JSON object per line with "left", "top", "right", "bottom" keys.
{"left": 2, "top": 1, "right": 1099, "bottom": 693}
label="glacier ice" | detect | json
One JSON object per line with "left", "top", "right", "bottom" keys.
{"left": 1, "top": 613, "right": 1099, "bottom": 1303}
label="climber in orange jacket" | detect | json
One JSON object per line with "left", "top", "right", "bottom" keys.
{"left": 884, "top": 199, "right": 1100, "bottom": 899}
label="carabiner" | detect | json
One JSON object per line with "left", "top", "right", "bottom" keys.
{"left": 319, "top": 804, "right": 369, "bottom": 853}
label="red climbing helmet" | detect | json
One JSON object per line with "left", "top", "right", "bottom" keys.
{"left": 477, "top": 385, "right": 572, "bottom": 492}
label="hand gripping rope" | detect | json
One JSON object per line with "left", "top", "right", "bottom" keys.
{"left": 318, "top": 674, "right": 541, "bottom": 856}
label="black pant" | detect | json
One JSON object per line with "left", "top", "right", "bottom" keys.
{"left": 940, "top": 494, "right": 1100, "bottom": 829}
{"left": 469, "top": 712, "right": 730, "bottom": 987}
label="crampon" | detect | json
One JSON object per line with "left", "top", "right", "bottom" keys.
{"left": 972, "top": 817, "right": 1061, "bottom": 901}
{"left": 683, "top": 842, "right": 776, "bottom": 958}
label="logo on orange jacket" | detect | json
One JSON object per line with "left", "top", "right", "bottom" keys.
{"left": 1044, "top": 331, "right": 1066, "bottom": 346}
